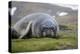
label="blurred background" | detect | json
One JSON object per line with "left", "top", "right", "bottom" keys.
{"left": 9, "top": 1, "right": 78, "bottom": 26}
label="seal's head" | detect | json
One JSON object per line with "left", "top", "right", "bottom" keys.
{"left": 41, "top": 20, "right": 56, "bottom": 37}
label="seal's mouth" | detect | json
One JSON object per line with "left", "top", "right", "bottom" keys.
{"left": 41, "top": 27, "right": 54, "bottom": 36}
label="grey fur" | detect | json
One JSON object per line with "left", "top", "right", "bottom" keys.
{"left": 12, "top": 13, "right": 59, "bottom": 39}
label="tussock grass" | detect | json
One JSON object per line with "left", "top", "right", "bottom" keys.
{"left": 11, "top": 24, "right": 78, "bottom": 53}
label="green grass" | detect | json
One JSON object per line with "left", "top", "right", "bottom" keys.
{"left": 11, "top": 24, "right": 78, "bottom": 53}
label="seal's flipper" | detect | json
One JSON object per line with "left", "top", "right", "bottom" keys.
{"left": 19, "top": 21, "right": 32, "bottom": 39}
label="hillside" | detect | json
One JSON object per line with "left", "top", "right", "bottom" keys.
{"left": 9, "top": 1, "right": 78, "bottom": 26}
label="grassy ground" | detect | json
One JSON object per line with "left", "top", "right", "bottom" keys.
{"left": 11, "top": 24, "right": 78, "bottom": 53}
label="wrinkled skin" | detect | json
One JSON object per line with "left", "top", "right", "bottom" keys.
{"left": 12, "top": 13, "right": 59, "bottom": 39}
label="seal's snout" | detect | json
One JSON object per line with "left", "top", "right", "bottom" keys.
{"left": 41, "top": 24, "right": 55, "bottom": 37}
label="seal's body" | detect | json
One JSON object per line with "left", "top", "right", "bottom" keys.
{"left": 12, "top": 13, "right": 59, "bottom": 39}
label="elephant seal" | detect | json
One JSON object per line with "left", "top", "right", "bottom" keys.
{"left": 12, "top": 13, "right": 59, "bottom": 39}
